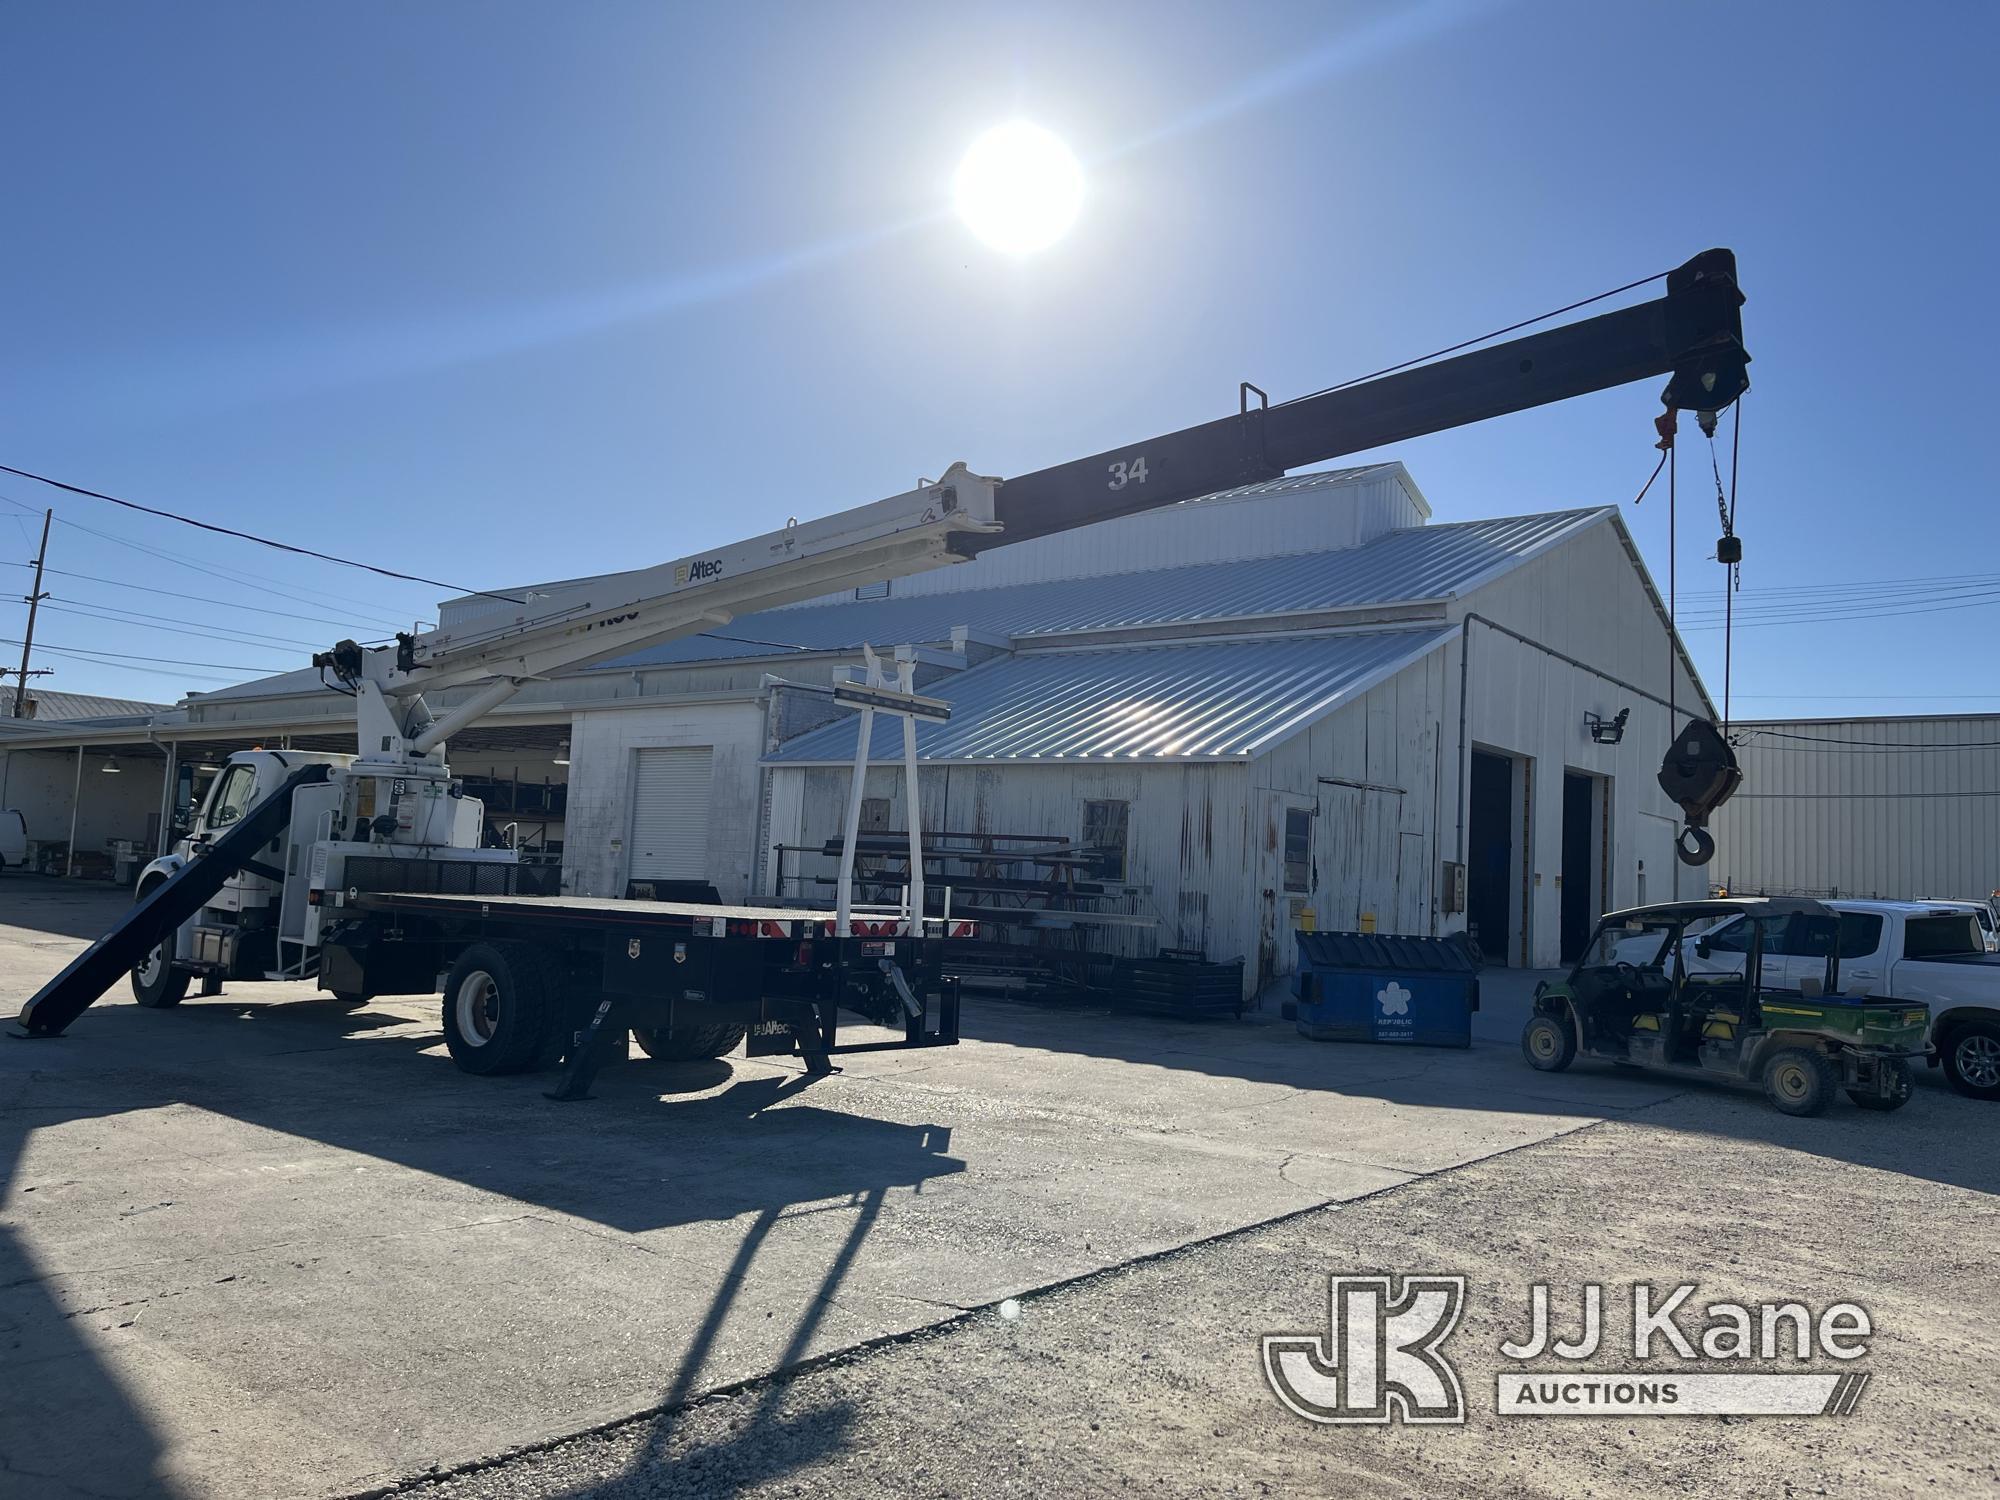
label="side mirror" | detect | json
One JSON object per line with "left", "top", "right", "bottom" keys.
{"left": 1694, "top": 937, "right": 1713, "bottom": 959}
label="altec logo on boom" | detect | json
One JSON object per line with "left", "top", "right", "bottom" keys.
{"left": 1262, "top": 1276, "right": 1875, "bottom": 1423}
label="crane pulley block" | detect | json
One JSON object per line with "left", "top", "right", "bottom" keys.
{"left": 1657, "top": 717, "right": 1743, "bottom": 867}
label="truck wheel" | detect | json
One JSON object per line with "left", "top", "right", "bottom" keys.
{"left": 442, "top": 942, "right": 562, "bottom": 1076}
{"left": 1847, "top": 1058, "right": 1914, "bottom": 1112}
{"left": 1521, "top": 1014, "right": 1575, "bottom": 1072}
{"left": 1761, "top": 1046, "right": 1837, "bottom": 1116}
{"left": 632, "top": 1023, "right": 747, "bottom": 1061}
{"left": 1941, "top": 1021, "right": 2000, "bottom": 1101}
{"left": 131, "top": 935, "right": 191, "bottom": 1009}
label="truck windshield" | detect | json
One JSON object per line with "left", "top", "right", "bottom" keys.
{"left": 203, "top": 765, "right": 258, "bottom": 830}
{"left": 1904, "top": 914, "right": 1984, "bottom": 959}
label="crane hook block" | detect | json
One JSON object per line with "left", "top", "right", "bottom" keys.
{"left": 1657, "top": 716, "right": 1742, "bottom": 868}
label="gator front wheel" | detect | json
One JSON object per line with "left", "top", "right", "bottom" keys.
{"left": 1521, "top": 1014, "right": 1575, "bottom": 1072}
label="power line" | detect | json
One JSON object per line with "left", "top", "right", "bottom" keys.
{"left": 0, "top": 490, "right": 421, "bottom": 629}
{"left": 0, "top": 637, "right": 291, "bottom": 672}
{"left": 41, "top": 593, "right": 324, "bottom": 649}
{"left": 0, "top": 558, "right": 421, "bottom": 631}
{"left": 0, "top": 462, "right": 523, "bottom": 603}
{"left": 1736, "top": 727, "right": 2000, "bottom": 750}
{"left": 34, "top": 602, "right": 312, "bottom": 653}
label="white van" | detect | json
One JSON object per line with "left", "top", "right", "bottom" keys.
{"left": 0, "top": 809, "right": 25, "bottom": 872}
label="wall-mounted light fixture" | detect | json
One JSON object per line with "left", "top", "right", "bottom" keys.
{"left": 552, "top": 740, "right": 570, "bottom": 767}
{"left": 1585, "top": 708, "right": 1630, "bottom": 745}
{"left": 102, "top": 755, "right": 122, "bottom": 774}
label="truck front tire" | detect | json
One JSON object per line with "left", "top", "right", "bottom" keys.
{"left": 632, "top": 1023, "right": 747, "bottom": 1062}
{"left": 131, "top": 936, "right": 191, "bottom": 1009}
{"left": 1941, "top": 1020, "right": 2000, "bottom": 1101}
{"left": 442, "top": 942, "right": 562, "bottom": 1075}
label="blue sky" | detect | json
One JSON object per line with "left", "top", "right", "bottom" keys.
{"left": 1, "top": 1, "right": 1993, "bottom": 716}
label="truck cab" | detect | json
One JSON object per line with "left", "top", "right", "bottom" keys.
{"left": 131, "top": 750, "right": 358, "bottom": 1006}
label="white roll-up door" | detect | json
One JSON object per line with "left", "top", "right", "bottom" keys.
{"left": 629, "top": 746, "right": 714, "bottom": 881}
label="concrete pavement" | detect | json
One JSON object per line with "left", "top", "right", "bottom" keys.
{"left": 4, "top": 879, "right": 1970, "bottom": 1498}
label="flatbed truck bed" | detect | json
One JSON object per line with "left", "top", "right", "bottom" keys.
{"left": 321, "top": 882, "right": 967, "bottom": 1099}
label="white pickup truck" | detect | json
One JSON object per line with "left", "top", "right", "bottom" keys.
{"left": 1674, "top": 899, "right": 2000, "bottom": 1100}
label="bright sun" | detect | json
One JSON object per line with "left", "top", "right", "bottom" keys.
{"left": 954, "top": 122, "right": 1084, "bottom": 255}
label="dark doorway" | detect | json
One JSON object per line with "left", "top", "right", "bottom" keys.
{"left": 1561, "top": 772, "right": 1596, "bottom": 963}
{"left": 1467, "top": 750, "right": 1514, "bottom": 966}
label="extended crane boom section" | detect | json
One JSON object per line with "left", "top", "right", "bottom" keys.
{"left": 987, "top": 250, "right": 1747, "bottom": 548}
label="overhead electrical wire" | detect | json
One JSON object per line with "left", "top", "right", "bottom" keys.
{"left": 0, "top": 558, "right": 414, "bottom": 631}
{"left": 0, "top": 461, "right": 524, "bottom": 603}
{"left": 34, "top": 602, "right": 316, "bottom": 652}
{"left": 40, "top": 593, "right": 324, "bottom": 649}
{"left": 0, "top": 637, "right": 291, "bottom": 672}
{"left": 0, "top": 491, "right": 423, "bottom": 630}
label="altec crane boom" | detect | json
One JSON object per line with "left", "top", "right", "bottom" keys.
{"left": 17, "top": 250, "right": 1749, "bottom": 1081}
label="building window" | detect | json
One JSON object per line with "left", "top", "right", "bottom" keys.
{"left": 1082, "top": 799, "right": 1129, "bottom": 880}
{"left": 1283, "top": 807, "right": 1313, "bottom": 894}
{"left": 853, "top": 580, "right": 890, "bottom": 600}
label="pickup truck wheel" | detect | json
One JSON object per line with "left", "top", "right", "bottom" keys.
{"left": 1847, "top": 1058, "right": 1914, "bottom": 1112}
{"left": 1521, "top": 1014, "right": 1575, "bottom": 1072}
{"left": 1761, "top": 1046, "right": 1836, "bottom": 1116}
{"left": 632, "top": 1023, "right": 747, "bottom": 1061}
{"left": 131, "top": 935, "right": 191, "bottom": 1008}
{"left": 442, "top": 942, "right": 561, "bottom": 1076}
{"left": 1941, "top": 1022, "right": 2000, "bottom": 1100}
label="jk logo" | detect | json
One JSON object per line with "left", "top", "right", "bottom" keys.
{"left": 1263, "top": 1275, "right": 1467, "bottom": 1425}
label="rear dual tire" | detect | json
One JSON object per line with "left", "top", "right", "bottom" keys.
{"left": 442, "top": 942, "right": 565, "bottom": 1075}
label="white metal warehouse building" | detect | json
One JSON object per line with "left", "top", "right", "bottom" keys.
{"left": 1710, "top": 714, "right": 2000, "bottom": 902}
{"left": 1, "top": 462, "right": 1714, "bottom": 994}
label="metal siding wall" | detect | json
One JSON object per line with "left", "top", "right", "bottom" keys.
{"left": 1250, "top": 649, "right": 1445, "bottom": 956}
{"left": 1447, "top": 521, "right": 1709, "bottom": 965}
{"left": 1710, "top": 716, "right": 2000, "bottom": 900}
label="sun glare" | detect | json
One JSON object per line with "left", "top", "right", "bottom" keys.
{"left": 953, "top": 122, "right": 1084, "bottom": 255}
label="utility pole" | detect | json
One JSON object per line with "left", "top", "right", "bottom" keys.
{"left": 13, "top": 508, "right": 52, "bottom": 717}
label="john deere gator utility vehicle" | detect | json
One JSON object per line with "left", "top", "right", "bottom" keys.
{"left": 1521, "top": 898, "right": 1930, "bottom": 1116}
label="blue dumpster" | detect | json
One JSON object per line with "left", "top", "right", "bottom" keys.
{"left": 1292, "top": 931, "right": 1481, "bottom": 1048}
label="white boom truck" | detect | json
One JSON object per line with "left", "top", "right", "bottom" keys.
{"left": 14, "top": 248, "right": 1755, "bottom": 1101}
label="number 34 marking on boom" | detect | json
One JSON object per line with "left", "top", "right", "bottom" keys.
{"left": 1107, "top": 455, "right": 1149, "bottom": 490}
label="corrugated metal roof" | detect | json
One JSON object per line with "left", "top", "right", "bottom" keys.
{"left": 601, "top": 508, "right": 1600, "bottom": 672}
{"left": 766, "top": 628, "right": 1452, "bottom": 764}
{"left": 0, "top": 688, "right": 169, "bottom": 720}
